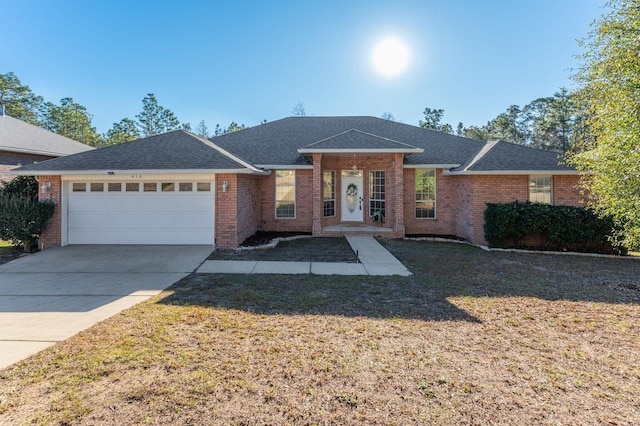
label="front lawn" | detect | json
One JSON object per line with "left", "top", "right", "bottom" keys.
{"left": 1, "top": 240, "right": 639, "bottom": 425}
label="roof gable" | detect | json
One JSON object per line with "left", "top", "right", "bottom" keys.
{"left": 298, "top": 129, "right": 423, "bottom": 153}
{"left": 0, "top": 115, "right": 93, "bottom": 156}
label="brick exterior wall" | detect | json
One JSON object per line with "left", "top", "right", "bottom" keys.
{"left": 553, "top": 175, "right": 584, "bottom": 206}
{"left": 215, "top": 174, "right": 262, "bottom": 249}
{"left": 257, "top": 169, "right": 315, "bottom": 233}
{"left": 34, "top": 165, "right": 585, "bottom": 251}
{"left": 0, "top": 150, "right": 54, "bottom": 181}
{"left": 467, "top": 174, "right": 583, "bottom": 245}
{"left": 37, "top": 176, "right": 62, "bottom": 249}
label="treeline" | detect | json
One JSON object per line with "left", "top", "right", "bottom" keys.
{"left": 417, "top": 88, "right": 586, "bottom": 153}
{"left": 0, "top": 72, "right": 244, "bottom": 147}
{"left": 1, "top": 71, "right": 584, "bottom": 153}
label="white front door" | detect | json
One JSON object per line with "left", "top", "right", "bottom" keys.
{"left": 341, "top": 170, "right": 363, "bottom": 222}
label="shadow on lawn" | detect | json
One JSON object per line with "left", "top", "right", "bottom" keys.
{"left": 160, "top": 273, "right": 482, "bottom": 322}
{"left": 159, "top": 240, "right": 639, "bottom": 323}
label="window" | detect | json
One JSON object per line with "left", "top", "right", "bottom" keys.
{"left": 143, "top": 183, "right": 157, "bottom": 192}
{"left": 125, "top": 183, "right": 139, "bottom": 192}
{"left": 197, "top": 182, "right": 211, "bottom": 192}
{"left": 369, "top": 170, "right": 386, "bottom": 217}
{"left": 90, "top": 183, "right": 104, "bottom": 192}
{"left": 529, "top": 176, "right": 552, "bottom": 204}
{"left": 323, "top": 171, "right": 335, "bottom": 217}
{"left": 179, "top": 182, "right": 193, "bottom": 192}
{"left": 275, "top": 170, "right": 295, "bottom": 218}
{"left": 162, "top": 183, "right": 175, "bottom": 192}
{"left": 72, "top": 182, "right": 86, "bottom": 192}
{"left": 415, "top": 169, "right": 436, "bottom": 218}
{"left": 108, "top": 183, "right": 122, "bottom": 192}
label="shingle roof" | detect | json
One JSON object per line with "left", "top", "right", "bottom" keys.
{"left": 298, "top": 129, "right": 423, "bottom": 153}
{"left": 15, "top": 130, "right": 264, "bottom": 174}
{"left": 453, "top": 140, "right": 574, "bottom": 173}
{"left": 212, "top": 116, "right": 485, "bottom": 167}
{"left": 12, "top": 116, "right": 576, "bottom": 175}
{"left": 0, "top": 115, "right": 94, "bottom": 156}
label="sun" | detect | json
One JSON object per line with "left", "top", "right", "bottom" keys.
{"left": 372, "top": 37, "right": 410, "bottom": 77}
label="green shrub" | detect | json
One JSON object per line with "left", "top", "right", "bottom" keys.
{"left": 0, "top": 179, "right": 55, "bottom": 251}
{"left": 1, "top": 176, "right": 38, "bottom": 200}
{"left": 484, "top": 201, "right": 625, "bottom": 254}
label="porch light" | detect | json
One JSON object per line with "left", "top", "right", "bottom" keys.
{"left": 221, "top": 181, "right": 229, "bottom": 192}
{"left": 40, "top": 181, "right": 51, "bottom": 193}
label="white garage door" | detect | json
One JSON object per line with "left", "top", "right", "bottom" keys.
{"left": 67, "top": 181, "right": 214, "bottom": 245}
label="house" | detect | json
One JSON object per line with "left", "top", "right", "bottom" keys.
{"left": 12, "top": 116, "right": 582, "bottom": 250}
{"left": 0, "top": 108, "right": 94, "bottom": 181}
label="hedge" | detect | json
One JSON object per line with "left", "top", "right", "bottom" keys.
{"left": 484, "top": 201, "right": 625, "bottom": 254}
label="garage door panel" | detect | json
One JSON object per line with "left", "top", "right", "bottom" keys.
{"left": 70, "top": 197, "right": 108, "bottom": 212}
{"left": 67, "top": 182, "right": 214, "bottom": 245}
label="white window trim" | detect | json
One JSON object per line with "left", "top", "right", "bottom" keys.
{"left": 368, "top": 170, "right": 386, "bottom": 217}
{"left": 275, "top": 170, "right": 296, "bottom": 219}
{"left": 415, "top": 169, "right": 437, "bottom": 220}
{"left": 529, "top": 175, "right": 553, "bottom": 204}
{"left": 323, "top": 170, "right": 336, "bottom": 218}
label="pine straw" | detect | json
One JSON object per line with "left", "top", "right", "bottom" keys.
{"left": 1, "top": 240, "right": 639, "bottom": 425}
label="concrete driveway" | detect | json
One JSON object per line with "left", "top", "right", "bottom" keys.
{"left": 0, "top": 245, "right": 212, "bottom": 370}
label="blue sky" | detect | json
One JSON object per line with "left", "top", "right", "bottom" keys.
{"left": 3, "top": 0, "right": 604, "bottom": 134}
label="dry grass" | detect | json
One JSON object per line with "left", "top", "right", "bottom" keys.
{"left": 1, "top": 240, "right": 639, "bottom": 425}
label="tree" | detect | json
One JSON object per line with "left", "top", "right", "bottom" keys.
{"left": 570, "top": 0, "right": 640, "bottom": 249}
{"left": 0, "top": 72, "right": 44, "bottom": 124}
{"left": 486, "top": 105, "right": 528, "bottom": 145}
{"left": 103, "top": 118, "right": 140, "bottom": 145}
{"left": 523, "top": 88, "right": 577, "bottom": 152}
{"left": 195, "top": 120, "right": 210, "bottom": 137}
{"left": 40, "top": 98, "right": 102, "bottom": 146}
{"left": 224, "top": 122, "right": 245, "bottom": 134}
{"left": 135, "top": 93, "right": 181, "bottom": 137}
{"left": 381, "top": 112, "right": 395, "bottom": 121}
{"left": 418, "top": 107, "right": 453, "bottom": 133}
{"left": 461, "top": 125, "right": 491, "bottom": 141}
{"left": 212, "top": 122, "right": 246, "bottom": 136}
{"left": 292, "top": 101, "right": 306, "bottom": 116}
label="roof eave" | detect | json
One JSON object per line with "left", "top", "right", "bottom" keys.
{"left": 0, "top": 146, "right": 90, "bottom": 157}
{"left": 443, "top": 169, "right": 580, "bottom": 176}
{"left": 403, "top": 164, "right": 461, "bottom": 169}
{"left": 9, "top": 168, "right": 270, "bottom": 176}
{"left": 255, "top": 164, "right": 314, "bottom": 170}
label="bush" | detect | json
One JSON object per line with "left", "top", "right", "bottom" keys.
{"left": 1, "top": 176, "right": 38, "bottom": 199}
{"left": 0, "top": 178, "right": 55, "bottom": 251}
{"left": 484, "top": 201, "right": 625, "bottom": 254}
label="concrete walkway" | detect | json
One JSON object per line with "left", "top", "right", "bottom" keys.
{"left": 197, "top": 236, "right": 412, "bottom": 276}
{"left": 0, "top": 245, "right": 211, "bottom": 370}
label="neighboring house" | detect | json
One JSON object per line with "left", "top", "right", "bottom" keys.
{"left": 12, "top": 116, "right": 582, "bottom": 250}
{"left": 0, "top": 110, "right": 94, "bottom": 181}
